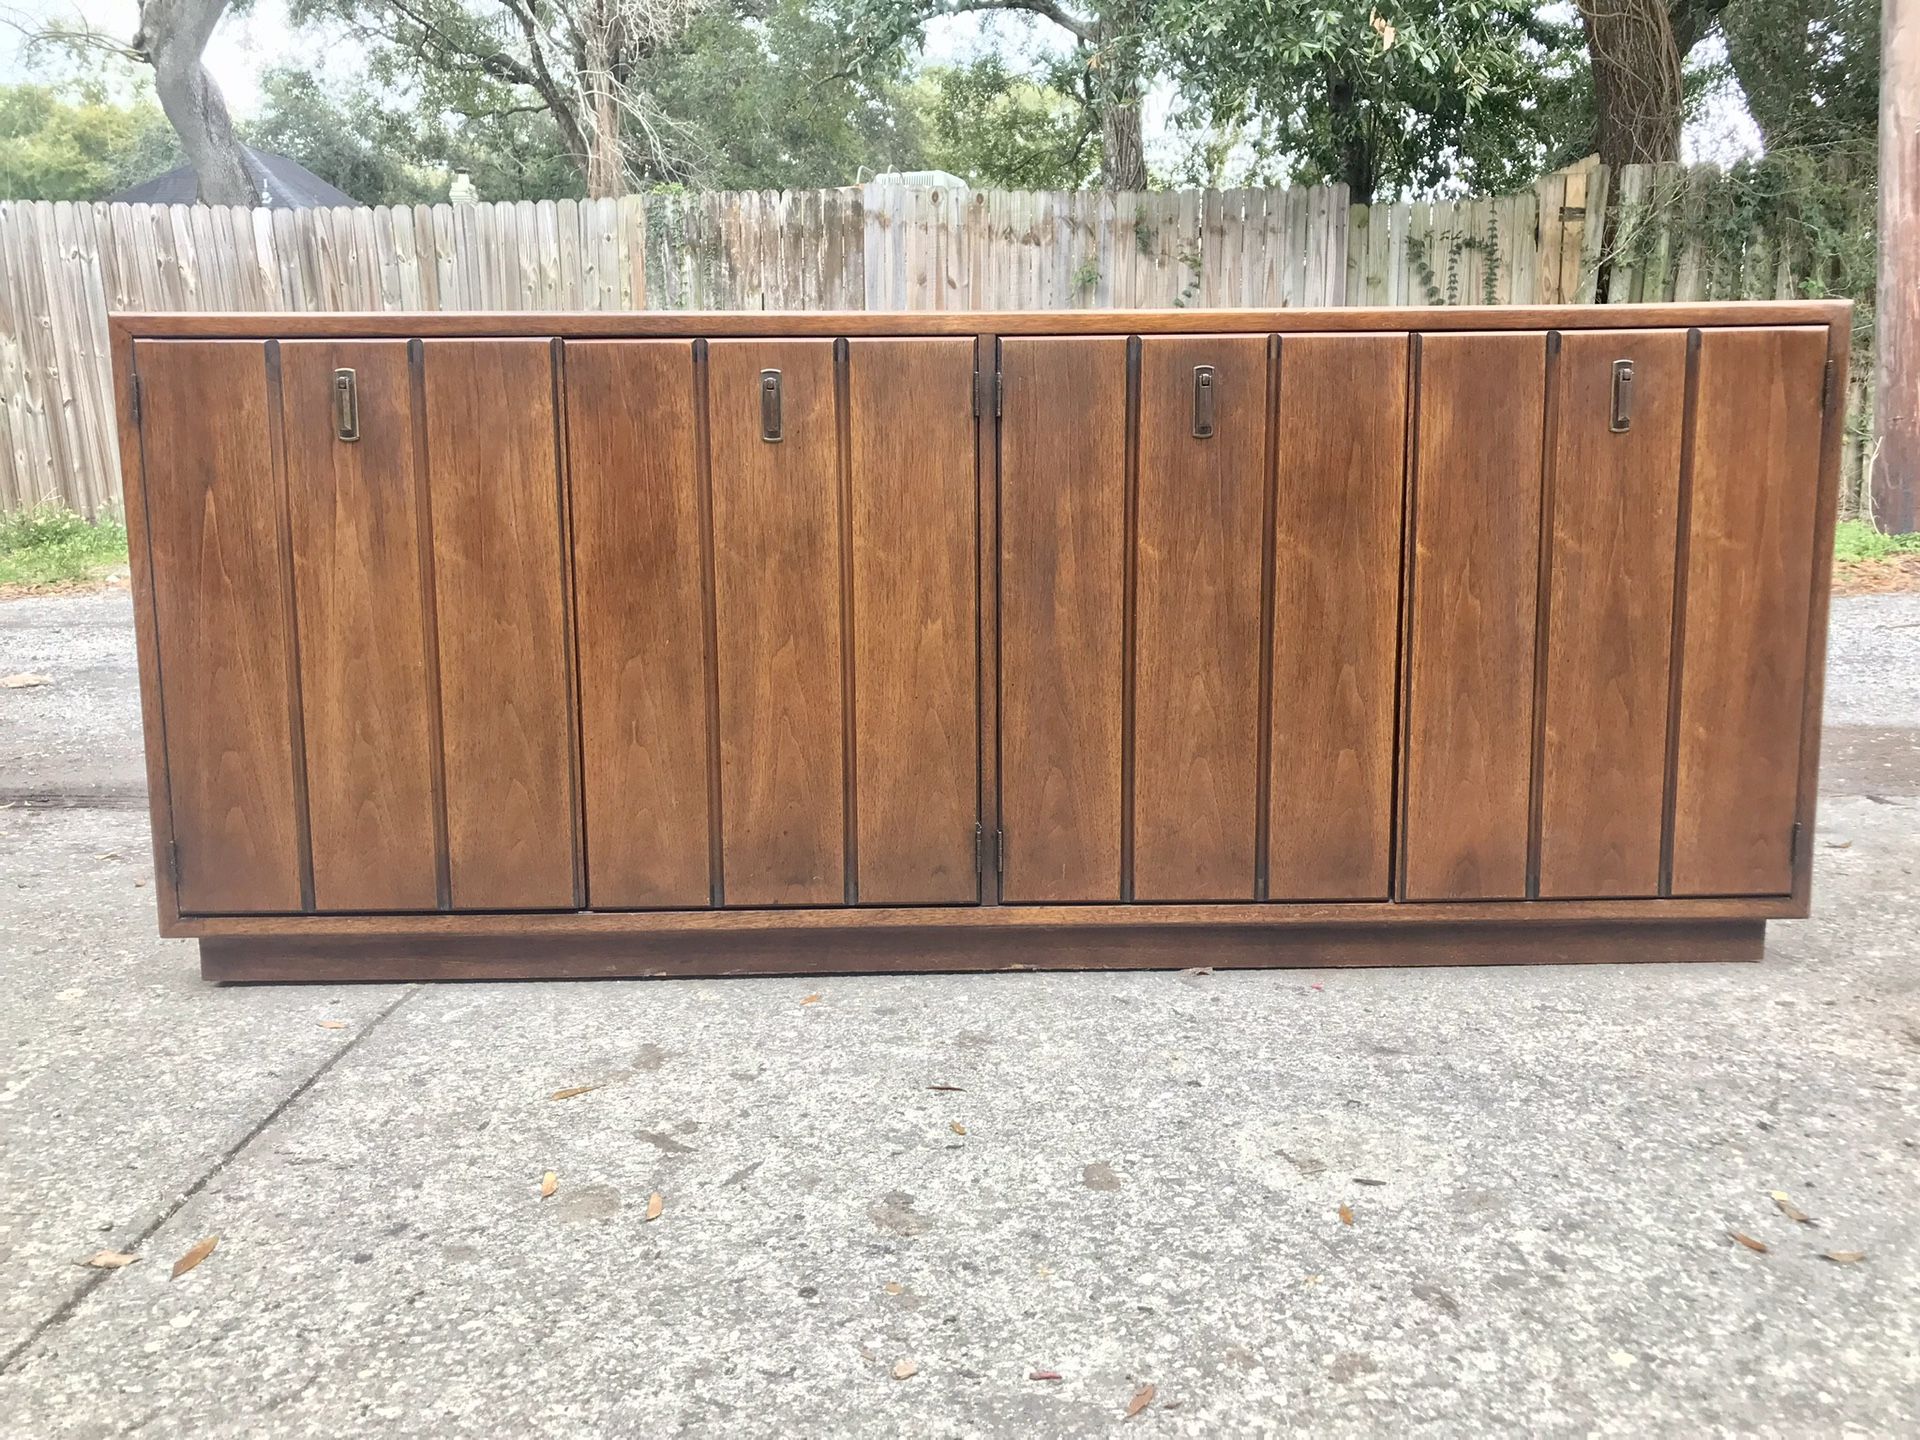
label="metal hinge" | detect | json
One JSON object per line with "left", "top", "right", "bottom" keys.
{"left": 166, "top": 838, "right": 180, "bottom": 888}
{"left": 1790, "top": 821, "right": 1803, "bottom": 867}
{"left": 994, "top": 371, "right": 1003, "bottom": 417}
{"left": 1821, "top": 358, "right": 1835, "bottom": 412}
{"left": 995, "top": 829, "right": 1005, "bottom": 877}
{"left": 129, "top": 373, "right": 141, "bottom": 424}
{"left": 973, "top": 823, "right": 984, "bottom": 877}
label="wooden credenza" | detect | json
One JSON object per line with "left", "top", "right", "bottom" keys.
{"left": 110, "top": 305, "right": 1846, "bottom": 981}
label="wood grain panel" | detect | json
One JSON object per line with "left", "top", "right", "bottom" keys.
{"left": 116, "top": 301, "right": 1852, "bottom": 343}
{"left": 1402, "top": 332, "right": 1547, "bottom": 901}
{"left": 566, "top": 341, "right": 712, "bottom": 908}
{"left": 201, "top": 918, "right": 1766, "bottom": 983}
{"left": 1268, "top": 333, "right": 1406, "bottom": 900}
{"left": 1671, "top": 326, "right": 1827, "bottom": 895}
{"left": 847, "top": 339, "right": 978, "bottom": 903}
{"left": 1133, "top": 335, "right": 1269, "bottom": 900}
{"left": 997, "top": 337, "right": 1129, "bottom": 902}
{"left": 422, "top": 340, "right": 577, "bottom": 910}
{"left": 708, "top": 340, "right": 844, "bottom": 905}
{"left": 282, "top": 341, "right": 440, "bottom": 911}
{"left": 133, "top": 340, "right": 304, "bottom": 913}
{"left": 1538, "top": 330, "right": 1685, "bottom": 898}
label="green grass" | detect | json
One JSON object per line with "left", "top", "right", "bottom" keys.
{"left": 1834, "top": 519, "right": 1920, "bottom": 564}
{"left": 0, "top": 504, "right": 129, "bottom": 590}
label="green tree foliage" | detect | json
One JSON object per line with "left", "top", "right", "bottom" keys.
{"left": 0, "top": 81, "right": 180, "bottom": 199}
{"left": 831, "top": 0, "right": 1152, "bottom": 187}
{"left": 915, "top": 55, "right": 1099, "bottom": 187}
{"left": 242, "top": 67, "right": 582, "bottom": 201}
{"left": 1158, "top": 0, "right": 1592, "bottom": 201}
{"left": 648, "top": 0, "right": 929, "bottom": 188}
{"left": 242, "top": 71, "right": 443, "bottom": 203}
{"left": 1718, "top": 0, "right": 1879, "bottom": 152}
{"left": 287, "top": 0, "right": 932, "bottom": 195}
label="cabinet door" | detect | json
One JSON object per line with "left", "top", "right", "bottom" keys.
{"left": 422, "top": 340, "right": 579, "bottom": 911}
{"left": 133, "top": 340, "right": 305, "bottom": 914}
{"left": 1268, "top": 334, "right": 1406, "bottom": 900}
{"left": 1670, "top": 326, "right": 1827, "bottom": 895}
{"left": 283, "top": 341, "right": 442, "bottom": 913}
{"left": 1401, "top": 332, "right": 1547, "bottom": 901}
{"left": 567, "top": 341, "right": 713, "bottom": 909}
{"left": 708, "top": 340, "right": 845, "bottom": 905}
{"left": 1537, "top": 330, "right": 1686, "bottom": 898}
{"left": 846, "top": 339, "right": 979, "bottom": 904}
{"left": 998, "top": 337, "right": 1128, "bottom": 903}
{"left": 1133, "top": 335, "right": 1270, "bottom": 901}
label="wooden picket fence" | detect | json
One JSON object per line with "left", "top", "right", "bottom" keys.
{"left": 0, "top": 161, "right": 1873, "bottom": 517}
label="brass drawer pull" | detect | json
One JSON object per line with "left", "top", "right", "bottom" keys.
{"left": 332, "top": 368, "right": 359, "bottom": 442}
{"left": 1610, "top": 358, "right": 1634, "bottom": 433}
{"left": 760, "top": 369, "right": 782, "bottom": 442}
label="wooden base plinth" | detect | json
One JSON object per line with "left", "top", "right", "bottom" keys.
{"left": 200, "top": 919, "right": 1765, "bottom": 983}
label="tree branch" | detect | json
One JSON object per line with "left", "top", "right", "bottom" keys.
{"left": 927, "top": 0, "right": 1095, "bottom": 44}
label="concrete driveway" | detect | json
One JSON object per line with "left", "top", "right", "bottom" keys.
{"left": 1, "top": 589, "right": 1916, "bottom": 1436}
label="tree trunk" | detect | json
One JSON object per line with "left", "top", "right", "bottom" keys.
{"left": 580, "top": 11, "right": 625, "bottom": 200}
{"left": 134, "top": 0, "right": 255, "bottom": 205}
{"left": 1099, "top": 100, "right": 1146, "bottom": 190}
{"left": 1876, "top": 0, "right": 1919, "bottom": 531}
{"left": 1092, "top": 9, "right": 1147, "bottom": 190}
{"left": 1327, "top": 74, "right": 1377, "bottom": 204}
{"left": 1578, "top": 0, "right": 1685, "bottom": 167}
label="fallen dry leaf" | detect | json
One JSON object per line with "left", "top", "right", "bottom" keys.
{"left": 1, "top": 673, "right": 52, "bottom": 689}
{"left": 80, "top": 1250, "right": 140, "bottom": 1270}
{"left": 800, "top": 993, "right": 821, "bottom": 1006}
{"left": 1030, "top": 1369, "right": 1062, "bottom": 1382}
{"left": 540, "top": 1171, "right": 559, "bottom": 1199}
{"left": 893, "top": 1358, "right": 919, "bottom": 1381}
{"left": 550, "top": 1084, "right": 599, "bottom": 1100}
{"left": 1126, "top": 1383, "right": 1156, "bottom": 1417}
{"left": 317, "top": 1019, "right": 348, "bottom": 1030}
{"left": 950, "top": 1121, "right": 967, "bottom": 1136}
{"left": 1769, "top": 1191, "right": 1812, "bottom": 1224}
{"left": 1822, "top": 1250, "right": 1867, "bottom": 1264}
{"left": 171, "top": 1235, "right": 218, "bottom": 1279}
{"left": 884, "top": 1282, "right": 904, "bottom": 1296}
{"left": 645, "top": 1192, "right": 664, "bottom": 1221}
{"left": 1338, "top": 1204, "right": 1354, "bottom": 1226}
{"left": 1730, "top": 1231, "right": 1768, "bottom": 1253}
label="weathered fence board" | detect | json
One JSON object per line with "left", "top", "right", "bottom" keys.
{"left": 0, "top": 164, "right": 1874, "bottom": 517}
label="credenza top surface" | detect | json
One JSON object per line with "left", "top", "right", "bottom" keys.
{"left": 110, "top": 300, "right": 1850, "bottom": 342}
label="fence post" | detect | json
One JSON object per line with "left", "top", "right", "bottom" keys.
{"left": 1875, "top": 0, "right": 1919, "bottom": 531}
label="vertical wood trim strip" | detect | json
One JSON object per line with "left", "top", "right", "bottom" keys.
{"left": 834, "top": 335, "right": 860, "bottom": 904}
{"left": 1392, "top": 335, "right": 1423, "bottom": 901}
{"left": 1253, "top": 333, "right": 1282, "bottom": 901}
{"left": 1791, "top": 321, "right": 1848, "bottom": 909}
{"left": 550, "top": 339, "right": 588, "bottom": 909}
{"left": 1119, "top": 334, "right": 1142, "bottom": 903}
{"left": 692, "top": 340, "right": 725, "bottom": 908}
{"left": 121, "top": 335, "right": 184, "bottom": 925}
{"left": 1526, "top": 331, "right": 1563, "bottom": 899}
{"left": 1659, "top": 327, "right": 1704, "bottom": 897}
{"left": 978, "top": 330, "right": 1000, "bottom": 905}
{"left": 262, "top": 342, "right": 316, "bottom": 914}
{"left": 407, "top": 340, "right": 452, "bottom": 911}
